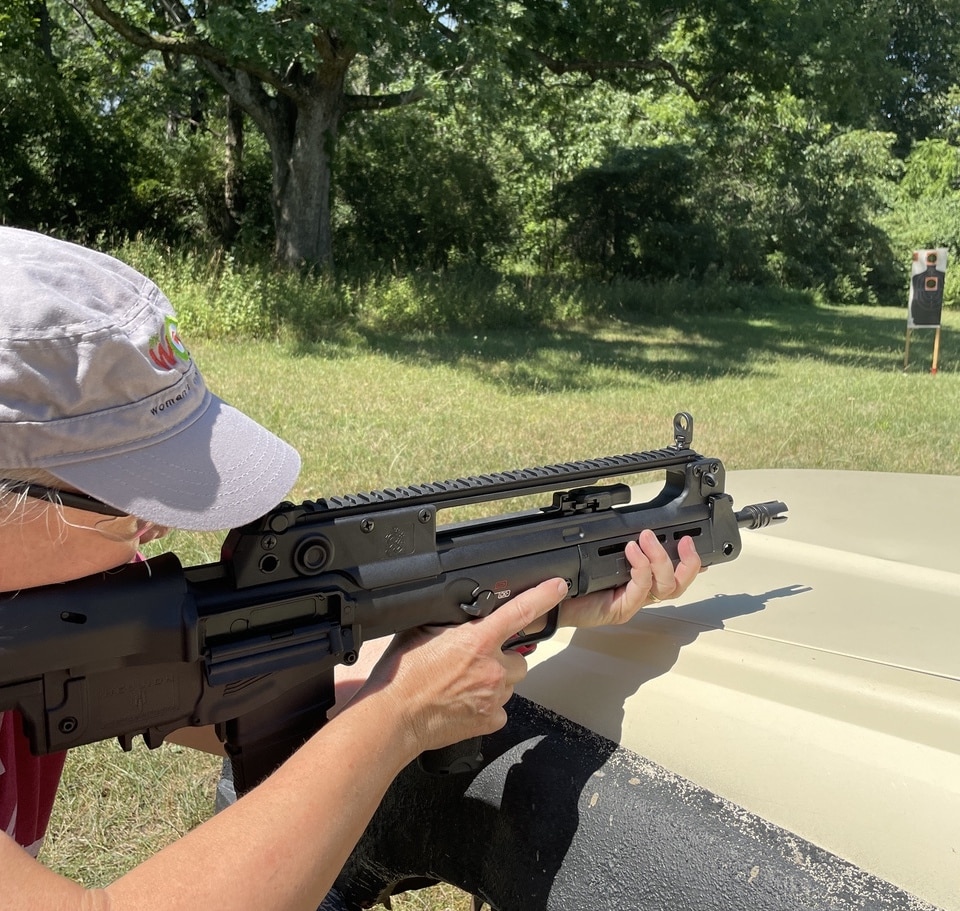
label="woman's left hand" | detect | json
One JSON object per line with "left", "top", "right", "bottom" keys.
{"left": 557, "top": 529, "right": 703, "bottom": 629}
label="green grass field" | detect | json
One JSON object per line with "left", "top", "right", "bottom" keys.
{"left": 39, "top": 296, "right": 959, "bottom": 908}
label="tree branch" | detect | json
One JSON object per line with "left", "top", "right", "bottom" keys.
{"left": 344, "top": 85, "right": 429, "bottom": 113}
{"left": 431, "top": 15, "right": 721, "bottom": 102}
{"left": 84, "top": 0, "right": 290, "bottom": 95}
{"left": 532, "top": 49, "right": 721, "bottom": 102}
{"left": 64, "top": 0, "right": 106, "bottom": 49}
{"left": 200, "top": 60, "right": 294, "bottom": 153}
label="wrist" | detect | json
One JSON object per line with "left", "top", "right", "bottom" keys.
{"left": 345, "top": 676, "right": 425, "bottom": 766}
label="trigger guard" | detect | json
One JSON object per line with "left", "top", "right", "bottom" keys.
{"left": 504, "top": 605, "right": 559, "bottom": 651}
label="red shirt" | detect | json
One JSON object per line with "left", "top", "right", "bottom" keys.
{"left": 0, "top": 711, "right": 66, "bottom": 856}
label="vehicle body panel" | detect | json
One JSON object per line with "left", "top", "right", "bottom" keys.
{"left": 517, "top": 469, "right": 960, "bottom": 910}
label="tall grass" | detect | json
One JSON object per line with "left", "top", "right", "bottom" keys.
{"left": 112, "top": 235, "right": 822, "bottom": 339}
{"left": 38, "top": 244, "right": 959, "bottom": 909}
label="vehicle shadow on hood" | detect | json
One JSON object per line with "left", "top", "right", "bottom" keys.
{"left": 519, "top": 583, "right": 811, "bottom": 745}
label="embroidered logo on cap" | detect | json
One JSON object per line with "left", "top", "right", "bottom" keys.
{"left": 148, "top": 316, "right": 190, "bottom": 370}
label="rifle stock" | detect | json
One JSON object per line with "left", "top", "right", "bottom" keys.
{"left": 0, "top": 413, "right": 786, "bottom": 785}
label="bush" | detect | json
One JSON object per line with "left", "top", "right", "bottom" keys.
{"left": 882, "top": 139, "right": 960, "bottom": 307}
{"left": 112, "top": 238, "right": 354, "bottom": 339}
{"left": 334, "top": 109, "right": 513, "bottom": 272}
{"left": 112, "top": 237, "right": 809, "bottom": 339}
{"left": 554, "top": 146, "right": 715, "bottom": 282}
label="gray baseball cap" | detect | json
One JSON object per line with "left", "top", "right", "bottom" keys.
{"left": 0, "top": 227, "right": 301, "bottom": 530}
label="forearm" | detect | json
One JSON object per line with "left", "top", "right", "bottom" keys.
{"left": 2, "top": 690, "right": 416, "bottom": 911}
{"left": 117, "top": 692, "right": 411, "bottom": 910}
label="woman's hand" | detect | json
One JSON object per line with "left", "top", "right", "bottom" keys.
{"left": 358, "top": 578, "right": 569, "bottom": 756}
{"left": 558, "top": 529, "right": 703, "bottom": 629}
{"left": 356, "top": 531, "right": 702, "bottom": 756}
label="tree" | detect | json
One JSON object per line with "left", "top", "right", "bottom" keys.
{"left": 884, "top": 139, "right": 960, "bottom": 305}
{"left": 554, "top": 146, "right": 709, "bottom": 281}
{"left": 879, "top": 0, "right": 960, "bottom": 153}
{"left": 0, "top": 0, "right": 135, "bottom": 235}
{"left": 335, "top": 105, "right": 511, "bottom": 270}
{"left": 78, "top": 0, "right": 833, "bottom": 270}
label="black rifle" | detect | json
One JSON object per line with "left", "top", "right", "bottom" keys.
{"left": 0, "top": 413, "right": 785, "bottom": 789}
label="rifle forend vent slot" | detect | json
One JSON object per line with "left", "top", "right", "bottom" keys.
{"left": 597, "top": 542, "right": 628, "bottom": 558}
{"left": 674, "top": 527, "right": 703, "bottom": 540}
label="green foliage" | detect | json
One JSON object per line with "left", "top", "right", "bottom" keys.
{"left": 334, "top": 107, "right": 512, "bottom": 270}
{"left": 0, "top": 2, "right": 259, "bottom": 246}
{"left": 355, "top": 267, "right": 593, "bottom": 332}
{"left": 897, "top": 138, "right": 960, "bottom": 200}
{"left": 882, "top": 139, "right": 960, "bottom": 306}
{"left": 112, "top": 237, "right": 354, "bottom": 338}
{"left": 124, "top": 119, "right": 273, "bottom": 248}
{"left": 129, "top": 132, "right": 224, "bottom": 240}
{"left": 554, "top": 146, "right": 714, "bottom": 281}
{"left": 442, "top": 76, "right": 663, "bottom": 274}
{"left": 770, "top": 129, "right": 903, "bottom": 304}
{"left": 0, "top": 3, "right": 135, "bottom": 236}
{"left": 547, "top": 110, "right": 905, "bottom": 304}
{"left": 878, "top": 0, "right": 960, "bottom": 153}
{"left": 695, "top": 97, "right": 906, "bottom": 302}
{"left": 2, "top": 0, "right": 959, "bottom": 311}
{"left": 107, "top": 236, "right": 809, "bottom": 342}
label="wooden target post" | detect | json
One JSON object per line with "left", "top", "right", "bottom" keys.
{"left": 904, "top": 248, "right": 947, "bottom": 374}
{"left": 904, "top": 325, "right": 943, "bottom": 373}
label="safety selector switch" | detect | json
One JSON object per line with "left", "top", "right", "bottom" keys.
{"left": 460, "top": 587, "right": 498, "bottom": 617}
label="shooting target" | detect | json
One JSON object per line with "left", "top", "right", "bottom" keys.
{"left": 908, "top": 248, "right": 947, "bottom": 328}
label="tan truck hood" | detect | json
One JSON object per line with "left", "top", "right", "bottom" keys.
{"left": 517, "top": 469, "right": 960, "bottom": 911}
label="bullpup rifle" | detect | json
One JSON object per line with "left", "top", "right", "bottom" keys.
{"left": 0, "top": 413, "right": 786, "bottom": 787}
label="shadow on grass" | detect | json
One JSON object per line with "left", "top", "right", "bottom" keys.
{"left": 289, "top": 298, "right": 948, "bottom": 394}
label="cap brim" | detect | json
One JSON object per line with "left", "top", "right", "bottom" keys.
{"left": 51, "top": 396, "right": 301, "bottom": 531}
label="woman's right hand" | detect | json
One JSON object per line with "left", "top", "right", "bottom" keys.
{"left": 357, "top": 577, "right": 570, "bottom": 756}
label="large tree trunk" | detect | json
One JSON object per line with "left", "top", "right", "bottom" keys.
{"left": 203, "top": 64, "right": 347, "bottom": 270}
{"left": 268, "top": 85, "right": 343, "bottom": 269}
{"left": 223, "top": 95, "right": 245, "bottom": 245}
